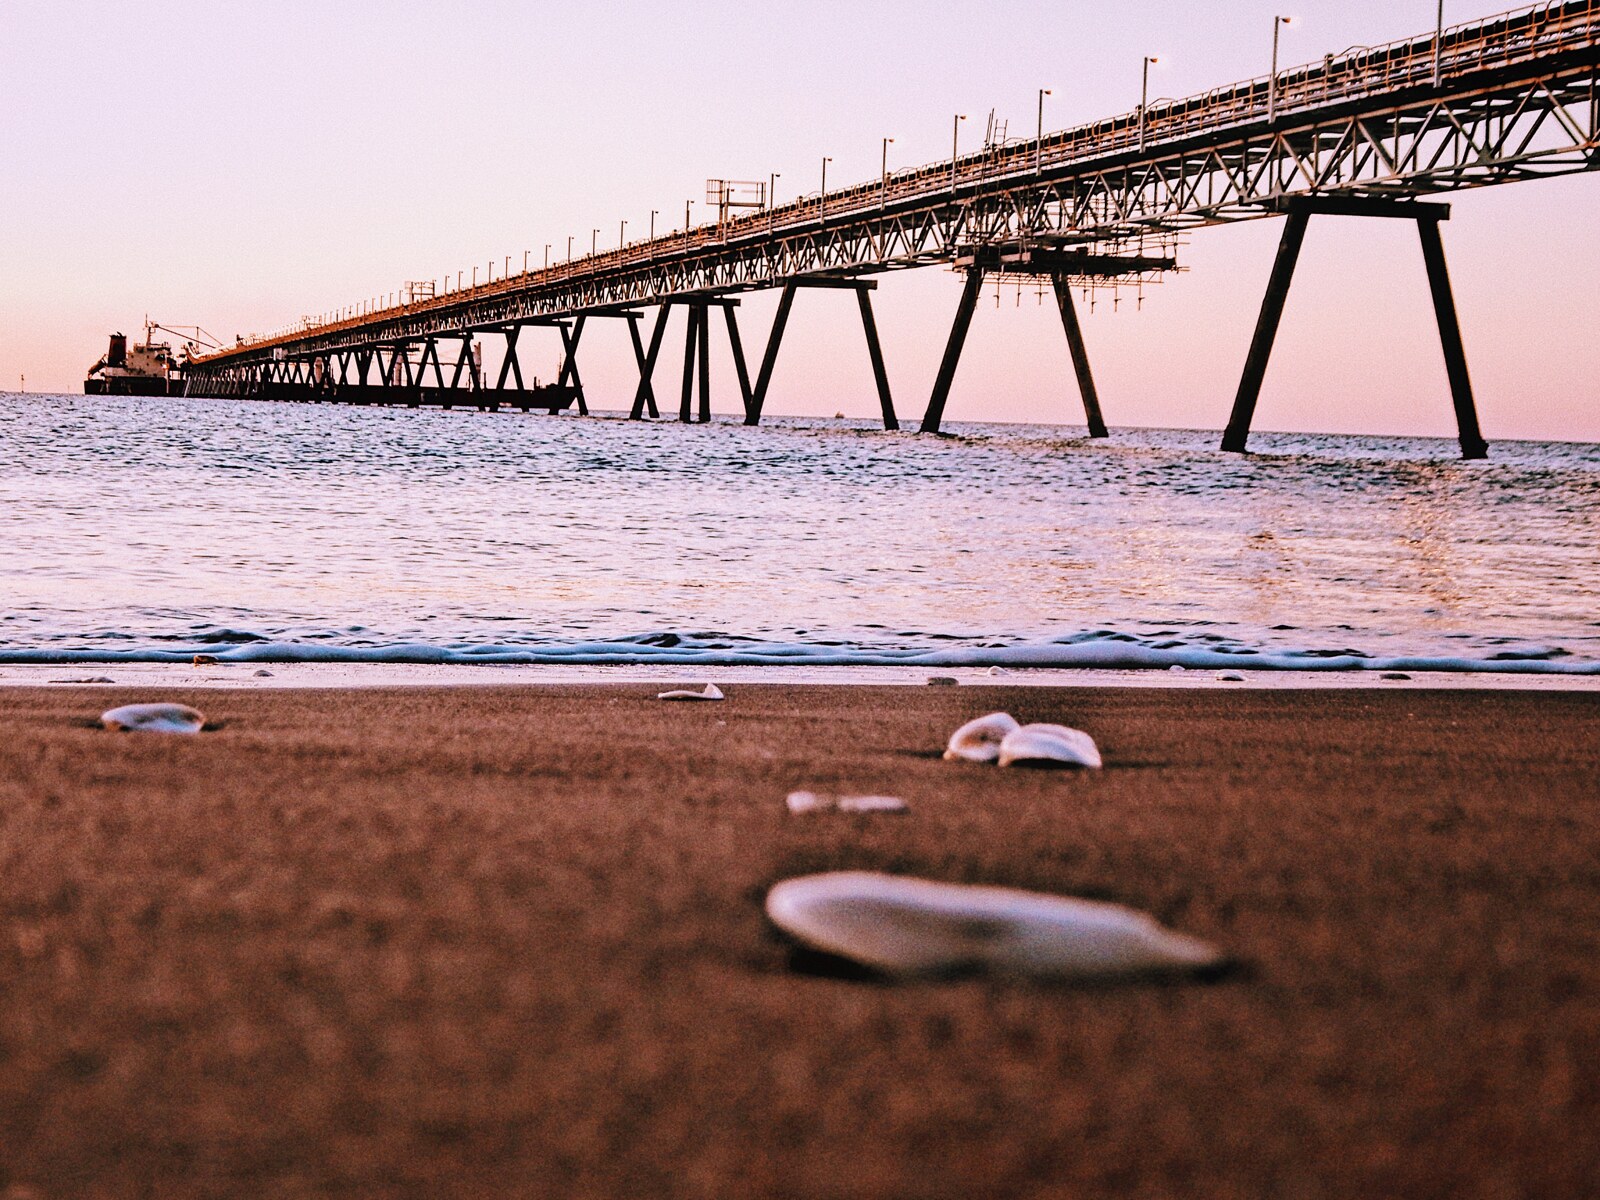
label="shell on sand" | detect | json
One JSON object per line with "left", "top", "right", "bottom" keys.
{"left": 766, "top": 872, "right": 1223, "bottom": 980}
{"left": 787, "top": 791, "right": 908, "bottom": 814}
{"left": 657, "top": 684, "right": 725, "bottom": 702}
{"left": 943, "top": 712, "right": 1021, "bottom": 762}
{"left": 997, "top": 723, "right": 1102, "bottom": 769}
{"left": 100, "top": 702, "right": 206, "bottom": 734}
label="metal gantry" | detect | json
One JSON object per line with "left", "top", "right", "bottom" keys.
{"left": 185, "top": 0, "right": 1600, "bottom": 457}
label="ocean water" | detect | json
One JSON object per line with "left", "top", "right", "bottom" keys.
{"left": 1, "top": 392, "right": 1596, "bottom": 672}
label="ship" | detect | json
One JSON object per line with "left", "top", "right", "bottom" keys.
{"left": 84, "top": 320, "right": 189, "bottom": 396}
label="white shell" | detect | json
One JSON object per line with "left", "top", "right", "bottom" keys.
{"left": 1215, "top": 671, "right": 1246, "bottom": 682}
{"left": 786, "top": 791, "right": 908, "bottom": 814}
{"left": 943, "top": 712, "right": 1021, "bottom": 762}
{"left": 657, "top": 683, "right": 724, "bottom": 701}
{"left": 997, "top": 723, "right": 1102, "bottom": 769}
{"left": 101, "top": 702, "right": 206, "bottom": 734}
{"left": 766, "top": 872, "right": 1224, "bottom": 980}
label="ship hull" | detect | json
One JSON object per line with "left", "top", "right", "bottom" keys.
{"left": 84, "top": 377, "right": 186, "bottom": 397}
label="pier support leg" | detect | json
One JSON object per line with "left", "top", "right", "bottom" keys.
{"left": 680, "top": 305, "right": 699, "bottom": 423}
{"left": 623, "top": 314, "right": 653, "bottom": 417}
{"left": 696, "top": 303, "right": 712, "bottom": 423}
{"left": 747, "top": 281, "right": 797, "bottom": 426}
{"left": 920, "top": 267, "right": 985, "bottom": 434}
{"left": 448, "top": 338, "right": 472, "bottom": 393}
{"left": 855, "top": 286, "right": 898, "bottom": 431}
{"left": 723, "top": 306, "right": 755, "bottom": 420}
{"left": 559, "top": 317, "right": 588, "bottom": 414}
{"left": 631, "top": 304, "right": 669, "bottom": 420}
{"left": 1052, "top": 274, "right": 1108, "bottom": 438}
{"left": 1222, "top": 209, "right": 1309, "bottom": 452}
{"left": 1417, "top": 218, "right": 1488, "bottom": 460}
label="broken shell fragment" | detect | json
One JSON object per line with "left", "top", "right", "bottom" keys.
{"left": 100, "top": 703, "right": 206, "bottom": 734}
{"left": 657, "top": 684, "right": 725, "bottom": 701}
{"left": 786, "top": 791, "right": 908, "bottom": 814}
{"left": 766, "top": 872, "right": 1224, "bottom": 980}
{"left": 943, "top": 712, "right": 1022, "bottom": 762}
{"left": 997, "top": 723, "right": 1102, "bottom": 769}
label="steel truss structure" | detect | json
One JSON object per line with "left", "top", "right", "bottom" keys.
{"left": 187, "top": 0, "right": 1599, "bottom": 456}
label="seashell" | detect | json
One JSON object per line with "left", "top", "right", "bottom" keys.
{"left": 1215, "top": 671, "right": 1246, "bottom": 682}
{"left": 943, "top": 712, "right": 1021, "bottom": 762}
{"left": 1169, "top": 664, "right": 1186, "bottom": 672}
{"left": 786, "top": 791, "right": 908, "bottom": 814}
{"left": 254, "top": 669, "right": 274, "bottom": 677}
{"left": 766, "top": 871, "right": 1225, "bottom": 980}
{"left": 997, "top": 723, "right": 1102, "bottom": 769}
{"left": 100, "top": 702, "right": 206, "bottom": 734}
{"left": 1381, "top": 672, "right": 1411, "bottom": 681}
{"left": 925, "top": 676, "right": 959, "bottom": 687}
{"left": 657, "top": 684, "right": 724, "bottom": 701}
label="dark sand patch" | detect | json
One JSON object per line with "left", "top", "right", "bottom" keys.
{"left": 0, "top": 685, "right": 1596, "bottom": 1198}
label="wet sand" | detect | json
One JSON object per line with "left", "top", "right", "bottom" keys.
{"left": 1, "top": 684, "right": 1597, "bottom": 1199}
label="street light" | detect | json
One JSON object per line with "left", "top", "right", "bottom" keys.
{"left": 768, "top": 173, "right": 780, "bottom": 232}
{"left": 544, "top": 243, "right": 551, "bottom": 270}
{"left": 1434, "top": 1, "right": 1445, "bottom": 86}
{"left": 620, "top": 219, "right": 627, "bottom": 250}
{"left": 881, "top": 137, "right": 895, "bottom": 205}
{"left": 523, "top": 249, "right": 530, "bottom": 274}
{"left": 1140, "top": 57, "right": 1159, "bottom": 151}
{"left": 820, "top": 155, "right": 832, "bottom": 219}
{"left": 591, "top": 228, "right": 599, "bottom": 256}
{"left": 1269, "top": 16, "right": 1293, "bottom": 122}
{"left": 650, "top": 209, "right": 659, "bottom": 240}
{"left": 1036, "top": 88, "right": 1053, "bottom": 172}
{"left": 951, "top": 113, "right": 967, "bottom": 193}
{"left": 566, "top": 235, "right": 574, "bottom": 263}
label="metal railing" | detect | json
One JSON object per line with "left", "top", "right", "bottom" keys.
{"left": 210, "top": 0, "right": 1598, "bottom": 361}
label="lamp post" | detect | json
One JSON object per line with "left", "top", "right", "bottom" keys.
{"left": 591, "top": 228, "right": 599, "bottom": 256}
{"left": 523, "top": 249, "right": 529, "bottom": 274}
{"left": 1434, "top": 0, "right": 1445, "bottom": 86}
{"left": 820, "top": 155, "right": 832, "bottom": 219}
{"left": 1269, "top": 16, "right": 1293, "bottom": 122}
{"left": 768, "top": 173, "right": 780, "bottom": 232}
{"left": 619, "top": 219, "right": 627, "bottom": 250}
{"left": 880, "top": 137, "right": 894, "bottom": 205}
{"left": 566, "top": 236, "right": 574, "bottom": 263}
{"left": 544, "top": 244, "right": 551, "bottom": 270}
{"left": 650, "top": 209, "right": 658, "bottom": 240}
{"left": 1036, "top": 88, "right": 1052, "bottom": 172}
{"left": 1140, "top": 57, "right": 1159, "bottom": 151}
{"left": 951, "top": 113, "right": 967, "bottom": 193}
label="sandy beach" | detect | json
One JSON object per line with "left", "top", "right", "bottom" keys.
{"left": 0, "top": 681, "right": 1596, "bottom": 1198}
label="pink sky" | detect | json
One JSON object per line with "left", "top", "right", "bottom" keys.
{"left": 2, "top": 1, "right": 1596, "bottom": 441}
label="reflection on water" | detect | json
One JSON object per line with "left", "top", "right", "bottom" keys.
{"left": 0, "top": 393, "right": 1596, "bottom": 666}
